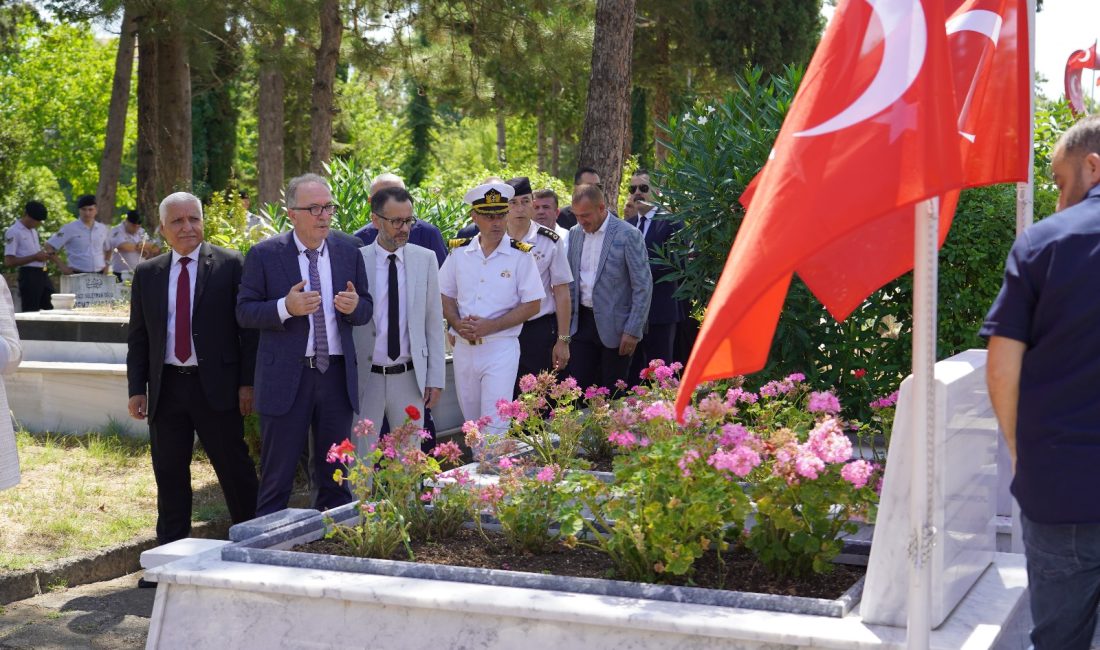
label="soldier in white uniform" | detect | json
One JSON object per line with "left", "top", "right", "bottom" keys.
{"left": 440, "top": 182, "right": 543, "bottom": 436}
{"left": 109, "top": 210, "right": 160, "bottom": 280}
{"left": 3, "top": 201, "right": 54, "bottom": 311}
{"left": 504, "top": 177, "right": 573, "bottom": 393}
{"left": 44, "top": 194, "right": 110, "bottom": 274}
{"left": 533, "top": 188, "right": 570, "bottom": 245}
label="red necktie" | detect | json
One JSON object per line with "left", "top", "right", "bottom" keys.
{"left": 175, "top": 257, "right": 192, "bottom": 363}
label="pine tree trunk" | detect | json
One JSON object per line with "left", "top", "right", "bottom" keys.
{"left": 578, "top": 0, "right": 636, "bottom": 209}
{"left": 257, "top": 31, "right": 285, "bottom": 205}
{"left": 154, "top": 16, "right": 192, "bottom": 202}
{"left": 495, "top": 91, "right": 506, "bottom": 165}
{"left": 551, "top": 128, "right": 560, "bottom": 178}
{"left": 652, "top": 23, "right": 671, "bottom": 164}
{"left": 96, "top": 5, "right": 136, "bottom": 223}
{"left": 309, "top": 0, "right": 341, "bottom": 174}
{"left": 135, "top": 13, "right": 159, "bottom": 229}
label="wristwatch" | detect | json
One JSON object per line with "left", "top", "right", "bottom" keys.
{"left": 557, "top": 334, "right": 572, "bottom": 343}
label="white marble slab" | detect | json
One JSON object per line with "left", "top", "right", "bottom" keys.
{"left": 9, "top": 361, "right": 140, "bottom": 436}
{"left": 140, "top": 538, "right": 230, "bottom": 570}
{"left": 21, "top": 340, "right": 127, "bottom": 364}
{"left": 862, "top": 350, "right": 1000, "bottom": 628}
{"left": 144, "top": 542, "right": 1026, "bottom": 650}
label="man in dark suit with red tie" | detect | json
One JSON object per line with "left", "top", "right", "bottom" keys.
{"left": 127, "top": 192, "right": 260, "bottom": 555}
{"left": 237, "top": 173, "right": 372, "bottom": 516}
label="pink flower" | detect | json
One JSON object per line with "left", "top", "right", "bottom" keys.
{"left": 498, "top": 456, "right": 516, "bottom": 470}
{"left": 807, "top": 417, "right": 853, "bottom": 463}
{"left": 478, "top": 485, "right": 504, "bottom": 505}
{"left": 326, "top": 438, "right": 357, "bottom": 464}
{"left": 352, "top": 419, "right": 375, "bottom": 439}
{"left": 535, "top": 465, "right": 558, "bottom": 483}
{"left": 794, "top": 447, "right": 826, "bottom": 479}
{"left": 718, "top": 423, "right": 749, "bottom": 448}
{"left": 420, "top": 491, "right": 434, "bottom": 502}
{"left": 585, "top": 386, "right": 610, "bottom": 400}
{"left": 640, "top": 401, "right": 675, "bottom": 422}
{"left": 518, "top": 374, "right": 538, "bottom": 394}
{"left": 786, "top": 372, "right": 806, "bottom": 383}
{"left": 614, "top": 379, "right": 628, "bottom": 391}
{"left": 678, "top": 449, "right": 701, "bottom": 477}
{"left": 607, "top": 430, "right": 638, "bottom": 448}
{"left": 632, "top": 385, "right": 649, "bottom": 396}
{"left": 431, "top": 441, "right": 463, "bottom": 465}
{"left": 808, "top": 391, "right": 841, "bottom": 414}
{"left": 462, "top": 420, "right": 484, "bottom": 448}
{"left": 698, "top": 394, "right": 731, "bottom": 420}
{"left": 418, "top": 429, "right": 433, "bottom": 440}
{"left": 870, "top": 391, "right": 900, "bottom": 409}
{"left": 496, "top": 399, "right": 528, "bottom": 422}
{"left": 707, "top": 447, "right": 761, "bottom": 478}
{"left": 362, "top": 502, "right": 377, "bottom": 514}
{"left": 841, "top": 460, "right": 874, "bottom": 489}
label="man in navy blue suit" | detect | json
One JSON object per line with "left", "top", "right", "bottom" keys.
{"left": 625, "top": 170, "right": 684, "bottom": 381}
{"left": 353, "top": 173, "right": 447, "bottom": 267}
{"left": 237, "top": 173, "right": 373, "bottom": 515}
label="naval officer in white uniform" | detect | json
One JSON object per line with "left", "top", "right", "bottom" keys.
{"left": 440, "top": 182, "right": 543, "bottom": 435}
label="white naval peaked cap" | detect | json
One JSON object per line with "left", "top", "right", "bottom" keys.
{"left": 463, "top": 182, "right": 514, "bottom": 214}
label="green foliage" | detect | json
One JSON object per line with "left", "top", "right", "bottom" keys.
{"left": 504, "top": 372, "right": 587, "bottom": 468}
{"left": 0, "top": 165, "right": 68, "bottom": 240}
{"left": 202, "top": 189, "right": 251, "bottom": 252}
{"left": 492, "top": 465, "right": 570, "bottom": 554}
{"left": 401, "top": 79, "right": 436, "bottom": 187}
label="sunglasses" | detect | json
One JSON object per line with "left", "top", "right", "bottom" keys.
{"left": 629, "top": 184, "right": 650, "bottom": 194}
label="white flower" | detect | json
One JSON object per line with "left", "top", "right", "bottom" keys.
{"left": 697, "top": 115, "right": 708, "bottom": 125}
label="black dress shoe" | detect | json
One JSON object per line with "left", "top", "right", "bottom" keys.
{"left": 137, "top": 577, "right": 158, "bottom": 589}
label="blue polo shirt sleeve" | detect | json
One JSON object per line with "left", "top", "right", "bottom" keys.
{"left": 980, "top": 233, "right": 1037, "bottom": 344}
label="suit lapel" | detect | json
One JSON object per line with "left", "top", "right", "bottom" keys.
{"left": 278, "top": 232, "right": 302, "bottom": 287}
{"left": 595, "top": 215, "right": 617, "bottom": 279}
{"left": 405, "top": 246, "right": 421, "bottom": 328}
{"left": 152, "top": 253, "right": 171, "bottom": 359}
{"left": 192, "top": 242, "right": 214, "bottom": 313}
{"left": 326, "top": 233, "right": 342, "bottom": 293}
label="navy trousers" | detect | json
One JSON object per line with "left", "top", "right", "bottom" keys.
{"left": 256, "top": 357, "right": 353, "bottom": 516}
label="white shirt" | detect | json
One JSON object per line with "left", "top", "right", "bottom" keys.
{"left": 636, "top": 206, "right": 658, "bottom": 238}
{"left": 47, "top": 219, "right": 110, "bottom": 272}
{"left": 578, "top": 211, "right": 612, "bottom": 308}
{"left": 555, "top": 224, "right": 570, "bottom": 247}
{"left": 439, "top": 235, "right": 545, "bottom": 339}
{"left": 277, "top": 233, "right": 343, "bottom": 356}
{"left": 165, "top": 248, "right": 199, "bottom": 366}
{"left": 370, "top": 242, "right": 410, "bottom": 365}
{"left": 508, "top": 221, "right": 572, "bottom": 320}
{"left": 4, "top": 221, "right": 44, "bottom": 268}
{"left": 109, "top": 224, "right": 150, "bottom": 273}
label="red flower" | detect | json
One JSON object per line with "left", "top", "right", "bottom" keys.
{"left": 853, "top": 368, "right": 866, "bottom": 379}
{"left": 405, "top": 404, "right": 422, "bottom": 421}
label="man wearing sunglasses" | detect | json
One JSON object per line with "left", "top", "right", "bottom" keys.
{"left": 626, "top": 170, "right": 685, "bottom": 378}
{"left": 237, "top": 173, "right": 373, "bottom": 516}
{"left": 555, "top": 167, "right": 606, "bottom": 230}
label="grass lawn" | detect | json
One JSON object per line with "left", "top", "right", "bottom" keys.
{"left": 0, "top": 429, "right": 228, "bottom": 572}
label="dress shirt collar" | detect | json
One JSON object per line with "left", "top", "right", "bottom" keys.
{"left": 373, "top": 240, "right": 405, "bottom": 263}
{"left": 468, "top": 234, "right": 513, "bottom": 258}
{"left": 1088, "top": 183, "right": 1100, "bottom": 200}
{"left": 170, "top": 246, "right": 200, "bottom": 266}
{"left": 642, "top": 206, "right": 658, "bottom": 220}
{"left": 292, "top": 231, "right": 327, "bottom": 257}
{"left": 590, "top": 211, "right": 611, "bottom": 236}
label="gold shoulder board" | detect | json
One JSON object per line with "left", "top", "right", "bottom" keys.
{"left": 510, "top": 240, "right": 533, "bottom": 253}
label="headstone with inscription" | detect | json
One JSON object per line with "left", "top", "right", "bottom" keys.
{"left": 60, "top": 273, "right": 118, "bottom": 307}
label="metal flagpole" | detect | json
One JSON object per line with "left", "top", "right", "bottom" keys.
{"left": 1009, "top": 0, "right": 1037, "bottom": 555}
{"left": 907, "top": 197, "right": 939, "bottom": 650}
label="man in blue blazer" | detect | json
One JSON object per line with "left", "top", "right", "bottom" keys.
{"left": 625, "top": 170, "right": 685, "bottom": 379}
{"left": 352, "top": 173, "right": 448, "bottom": 267}
{"left": 566, "top": 184, "right": 652, "bottom": 393}
{"left": 237, "top": 173, "right": 373, "bottom": 516}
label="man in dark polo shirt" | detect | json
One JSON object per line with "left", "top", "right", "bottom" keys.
{"left": 984, "top": 115, "right": 1100, "bottom": 650}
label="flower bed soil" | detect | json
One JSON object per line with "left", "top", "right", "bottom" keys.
{"left": 297, "top": 527, "right": 863, "bottom": 600}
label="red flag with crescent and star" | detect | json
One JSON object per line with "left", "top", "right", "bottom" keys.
{"left": 1066, "top": 41, "right": 1100, "bottom": 114}
{"left": 674, "top": 0, "right": 1030, "bottom": 416}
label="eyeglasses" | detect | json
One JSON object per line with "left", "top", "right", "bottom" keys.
{"left": 290, "top": 203, "right": 339, "bottom": 217}
{"left": 629, "top": 184, "right": 650, "bottom": 194}
{"left": 374, "top": 214, "right": 417, "bottom": 228}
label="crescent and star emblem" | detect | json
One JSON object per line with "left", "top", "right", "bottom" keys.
{"left": 792, "top": 0, "right": 1004, "bottom": 143}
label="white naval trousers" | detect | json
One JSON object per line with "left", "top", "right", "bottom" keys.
{"left": 451, "top": 336, "right": 519, "bottom": 435}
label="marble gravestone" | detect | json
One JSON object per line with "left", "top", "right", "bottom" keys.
{"left": 60, "top": 272, "right": 118, "bottom": 307}
{"left": 861, "top": 349, "right": 1000, "bottom": 628}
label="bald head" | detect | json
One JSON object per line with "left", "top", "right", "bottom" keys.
{"left": 370, "top": 173, "right": 406, "bottom": 196}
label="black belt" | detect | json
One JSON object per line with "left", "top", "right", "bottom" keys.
{"left": 371, "top": 360, "right": 414, "bottom": 375}
{"left": 165, "top": 365, "right": 198, "bottom": 374}
{"left": 303, "top": 354, "right": 344, "bottom": 368}
{"left": 18, "top": 266, "right": 47, "bottom": 274}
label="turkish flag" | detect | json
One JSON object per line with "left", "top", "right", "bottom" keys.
{"left": 1066, "top": 42, "right": 1100, "bottom": 114}
{"left": 675, "top": 0, "right": 1028, "bottom": 415}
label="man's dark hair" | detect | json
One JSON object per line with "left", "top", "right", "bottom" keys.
{"left": 572, "top": 183, "right": 605, "bottom": 206}
{"left": 126, "top": 209, "right": 142, "bottom": 224}
{"left": 370, "top": 186, "right": 414, "bottom": 215}
{"left": 24, "top": 201, "right": 47, "bottom": 221}
{"left": 573, "top": 166, "right": 600, "bottom": 185}
{"left": 76, "top": 194, "right": 96, "bottom": 209}
{"left": 533, "top": 188, "right": 559, "bottom": 207}
{"left": 631, "top": 168, "right": 650, "bottom": 178}
{"left": 1058, "top": 115, "right": 1100, "bottom": 158}
{"left": 238, "top": 189, "right": 249, "bottom": 199}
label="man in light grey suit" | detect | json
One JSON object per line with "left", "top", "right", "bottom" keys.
{"left": 353, "top": 187, "right": 445, "bottom": 450}
{"left": 566, "top": 184, "right": 652, "bottom": 392}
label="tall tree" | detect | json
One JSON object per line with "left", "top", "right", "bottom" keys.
{"left": 95, "top": 4, "right": 136, "bottom": 222}
{"left": 578, "top": 0, "right": 635, "bottom": 208}
{"left": 309, "top": 0, "right": 342, "bottom": 173}
{"left": 190, "top": 2, "right": 241, "bottom": 198}
{"left": 135, "top": 9, "right": 159, "bottom": 224}
{"left": 256, "top": 29, "right": 285, "bottom": 205}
